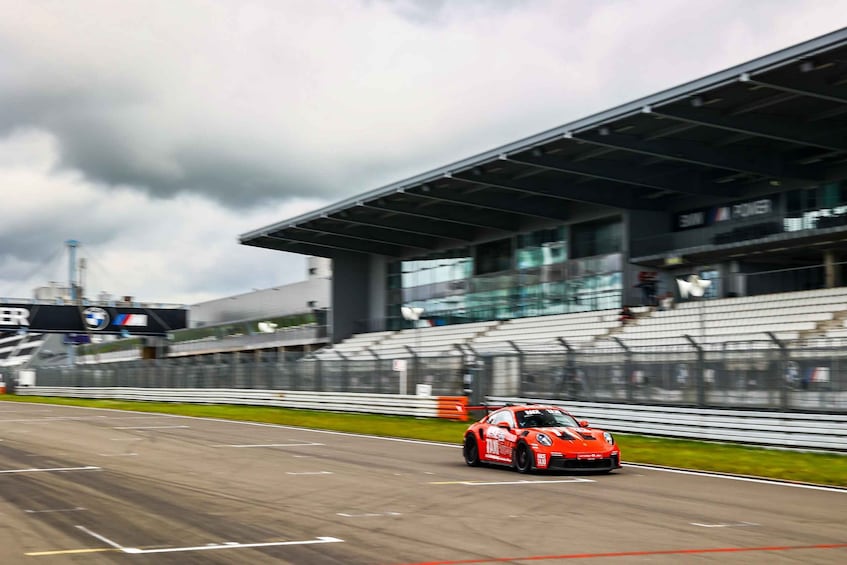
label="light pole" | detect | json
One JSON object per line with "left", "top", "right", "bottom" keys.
{"left": 677, "top": 274, "right": 712, "bottom": 404}
{"left": 400, "top": 306, "right": 424, "bottom": 395}
{"left": 677, "top": 274, "right": 712, "bottom": 342}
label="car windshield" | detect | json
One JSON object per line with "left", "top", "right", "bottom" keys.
{"left": 516, "top": 409, "right": 578, "bottom": 429}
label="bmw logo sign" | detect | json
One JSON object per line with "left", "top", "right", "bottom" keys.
{"left": 83, "top": 307, "right": 110, "bottom": 331}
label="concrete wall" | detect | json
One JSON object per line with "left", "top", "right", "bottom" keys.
{"left": 190, "top": 278, "right": 330, "bottom": 327}
{"left": 331, "top": 252, "right": 371, "bottom": 342}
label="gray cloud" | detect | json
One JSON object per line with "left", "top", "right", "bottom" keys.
{"left": 0, "top": 0, "right": 845, "bottom": 303}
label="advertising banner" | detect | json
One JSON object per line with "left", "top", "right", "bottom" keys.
{"left": 0, "top": 303, "right": 187, "bottom": 336}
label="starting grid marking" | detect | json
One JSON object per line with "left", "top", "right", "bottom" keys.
{"left": 25, "top": 507, "right": 86, "bottom": 514}
{"left": 337, "top": 511, "right": 402, "bottom": 518}
{"left": 112, "top": 425, "right": 190, "bottom": 430}
{"left": 22, "top": 526, "right": 344, "bottom": 557}
{"left": 429, "top": 478, "right": 595, "bottom": 486}
{"left": 691, "top": 521, "right": 759, "bottom": 528}
{"left": 0, "top": 416, "right": 105, "bottom": 424}
{"left": 0, "top": 466, "right": 101, "bottom": 474}
{"left": 215, "top": 442, "right": 325, "bottom": 448}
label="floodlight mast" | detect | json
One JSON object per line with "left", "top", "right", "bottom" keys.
{"left": 65, "top": 239, "right": 80, "bottom": 367}
{"left": 400, "top": 305, "right": 425, "bottom": 393}
{"left": 676, "top": 275, "right": 712, "bottom": 343}
{"left": 66, "top": 239, "right": 79, "bottom": 302}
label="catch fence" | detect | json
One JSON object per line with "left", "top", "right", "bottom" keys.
{"left": 18, "top": 339, "right": 847, "bottom": 412}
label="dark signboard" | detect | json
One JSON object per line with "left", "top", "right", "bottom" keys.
{"left": 673, "top": 195, "right": 779, "bottom": 231}
{"left": 63, "top": 334, "right": 92, "bottom": 345}
{"left": 0, "top": 303, "right": 188, "bottom": 336}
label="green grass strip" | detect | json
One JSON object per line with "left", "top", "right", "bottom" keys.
{"left": 2, "top": 395, "right": 845, "bottom": 487}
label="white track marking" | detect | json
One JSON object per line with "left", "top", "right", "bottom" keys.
{"left": 215, "top": 442, "right": 324, "bottom": 448}
{"left": 625, "top": 463, "right": 847, "bottom": 494}
{"left": 98, "top": 453, "right": 138, "bottom": 457}
{"left": 337, "top": 512, "right": 402, "bottom": 518}
{"left": 110, "top": 438, "right": 143, "bottom": 441}
{"left": 75, "top": 525, "right": 125, "bottom": 550}
{"left": 286, "top": 471, "right": 333, "bottom": 475}
{"left": 691, "top": 521, "right": 759, "bottom": 528}
{"left": 25, "top": 507, "right": 86, "bottom": 514}
{"left": 112, "top": 425, "right": 189, "bottom": 430}
{"left": 19, "top": 402, "right": 847, "bottom": 494}
{"left": 430, "top": 478, "right": 595, "bottom": 486}
{"left": 122, "top": 536, "right": 344, "bottom": 554}
{"left": 0, "top": 417, "right": 103, "bottom": 423}
{"left": 74, "top": 526, "right": 343, "bottom": 555}
{"left": 0, "top": 466, "right": 100, "bottom": 474}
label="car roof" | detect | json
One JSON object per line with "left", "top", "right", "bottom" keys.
{"left": 504, "top": 405, "right": 571, "bottom": 413}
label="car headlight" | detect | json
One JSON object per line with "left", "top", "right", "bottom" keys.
{"left": 536, "top": 433, "right": 553, "bottom": 446}
{"left": 603, "top": 432, "right": 615, "bottom": 445}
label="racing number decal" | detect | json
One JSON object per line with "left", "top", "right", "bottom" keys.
{"left": 486, "top": 437, "right": 499, "bottom": 456}
{"left": 484, "top": 427, "right": 514, "bottom": 461}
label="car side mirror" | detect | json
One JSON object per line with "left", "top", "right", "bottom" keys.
{"left": 497, "top": 422, "right": 512, "bottom": 431}
{"left": 578, "top": 420, "right": 590, "bottom": 428}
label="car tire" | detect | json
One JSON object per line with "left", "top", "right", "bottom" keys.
{"left": 513, "top": 442, "right": 533, "bottom": 474}
{"left": 463, "top": 434, "right": 480, "bottom": 467}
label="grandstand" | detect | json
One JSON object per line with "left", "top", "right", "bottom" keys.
{"left": 610, "top": 286, "right": 847, "bottom": 348}
{"left": 0, "top": 332, "right": 46, "bottom": 368}
{"left": 241, "top": 28, "right": 847, "bottom": 364}
{"left": 314, "top": 286, "right": 847, "bottom": 358}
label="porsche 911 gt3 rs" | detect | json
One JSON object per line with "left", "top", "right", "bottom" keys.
{"left": 462, "top": 404, "right": 621, "bottom": 473}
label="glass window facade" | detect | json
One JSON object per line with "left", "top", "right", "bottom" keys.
{"left": 386, "top": 219, "right": 623, "bottom": 329}
{"left": 784, "top": 180, "right": 847, "bottom": 232}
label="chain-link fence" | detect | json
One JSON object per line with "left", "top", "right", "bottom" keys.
{"left": 15, "top": 340, "right": 847, "bottom": 412}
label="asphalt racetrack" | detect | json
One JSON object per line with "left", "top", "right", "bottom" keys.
{"left": 1, "top": 403, "right": 845, "bottom": 564}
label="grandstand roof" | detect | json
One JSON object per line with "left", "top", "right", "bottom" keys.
{"left": 241, "top": 28, "right": 847, "bottom": 260}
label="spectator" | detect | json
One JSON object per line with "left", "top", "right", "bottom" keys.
{"left": 659, "top": 292, "right": 674, "bottom": 311}
{"left": 635, "top": 272, "right": 658, "bottom": 306}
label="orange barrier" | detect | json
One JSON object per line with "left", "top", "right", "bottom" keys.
{"left": 0, "top": 381, "right": 6, "bottom": 394}
{"left": 436, "top": 396, "right": 468, "bottom": 421}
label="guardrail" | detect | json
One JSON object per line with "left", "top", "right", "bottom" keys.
{"left": 11, "top": 387, "right": 846, "bottom": 450}
{"left": 13, "top": 387, "right": 469, "bottom": 421}
{"left": 489, "top": 396, "right": 847, "bottom": 451}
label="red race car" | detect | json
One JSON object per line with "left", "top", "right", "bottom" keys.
{"left": 462, "top": 404, "right": 621, "bottom": 473}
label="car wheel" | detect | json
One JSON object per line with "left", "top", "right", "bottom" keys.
{"left": 513, "top": 442, "right": 533, "bottom": 474}
{"left": 463, "top": 434, "right": 480, "bottom": 467}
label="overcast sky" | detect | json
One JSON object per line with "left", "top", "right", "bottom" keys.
{"left": 1, "top": 0, "right": 845, "bottom": 305}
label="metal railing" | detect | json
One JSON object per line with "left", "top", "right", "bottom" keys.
{"left": 14, "top": 339, "right": 847, "bottom": 412}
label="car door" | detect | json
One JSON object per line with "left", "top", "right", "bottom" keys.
{"left": 482, "top": 410, "right": 517, "bottom": 463}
